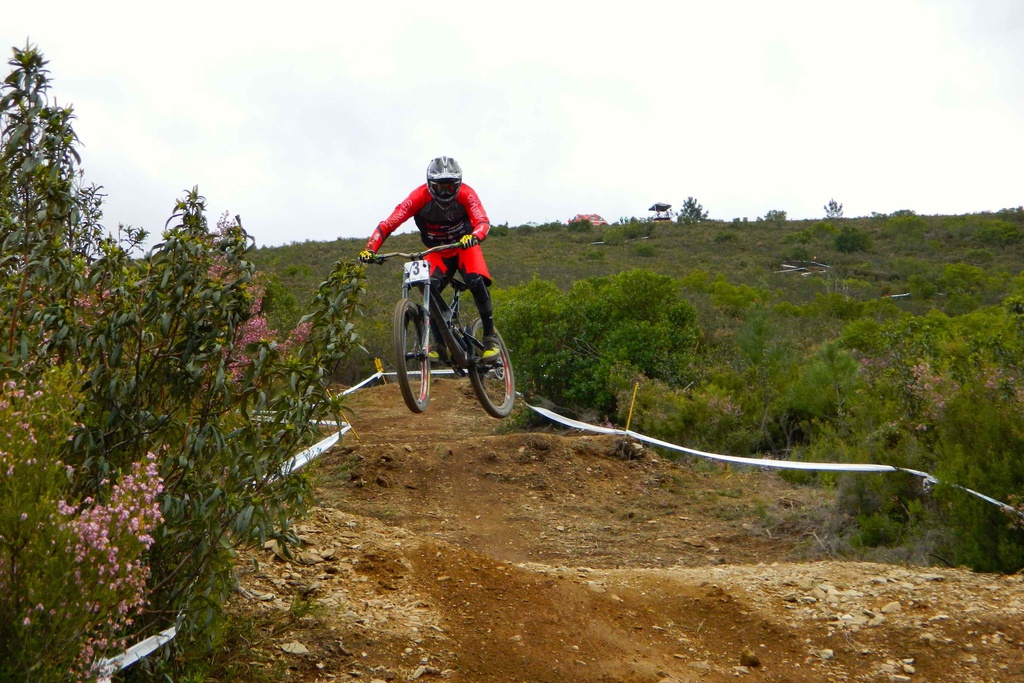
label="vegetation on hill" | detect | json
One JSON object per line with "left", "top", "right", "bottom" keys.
{"left": 252, "top": 202, "right": 1024, "bottom": 574}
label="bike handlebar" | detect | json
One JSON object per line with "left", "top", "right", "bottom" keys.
{"left": 369, "top": 242, "right": 462, "bottom": 264}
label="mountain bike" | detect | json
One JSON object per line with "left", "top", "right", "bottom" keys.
{"left": 367, "top": 243, "right": 515, "bottom": 418}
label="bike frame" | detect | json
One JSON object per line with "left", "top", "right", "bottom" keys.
{"left": 383, "top": 244, "right": 485, "bottom": 373}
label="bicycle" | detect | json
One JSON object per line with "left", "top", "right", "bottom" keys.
{"left": 367, "top": 243, "right": 515, "bottom": 418}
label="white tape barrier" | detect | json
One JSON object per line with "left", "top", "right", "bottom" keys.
{"left": 342, "top": 372, "right": 385, "bottom": 394}
{"left": 523, "top": 403, "right": 1024, "bottom": 521}
{"left": 277, "top": 427, "right": 349, "bottom": 478}
{"left": 384, "top": 369, "right": 456, "bottom": 377}
{"left": 96, "top": 626, "right": 177, "bottom": 682}
{"left": 338, "top": 368, "right": 453, "bottom": 388}
{"left": 527, "top": 405, "right": 896, "bottom": 472}
{"left": 346, "top": 368, "right": 463, "bottom": 384}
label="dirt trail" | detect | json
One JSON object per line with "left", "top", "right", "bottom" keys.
{"left": 233, "top": 379, "right": 1024, "bottom": 683}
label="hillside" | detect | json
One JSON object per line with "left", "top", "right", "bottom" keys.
{"left": 227, "top": 380, "right": 1024, "bottom": 683}
{"left": 251, "top": 210, "right": 1024, "bottom": 325}
{"left": 249, "top": 210, "right": 1024, "bottom": 386}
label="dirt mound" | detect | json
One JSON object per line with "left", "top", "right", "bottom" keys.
{"left": 232, "top": 379, "right": 1024, "bottom": 682}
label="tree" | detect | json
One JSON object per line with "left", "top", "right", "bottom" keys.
{"left": 824, "top": 198, "right": 844, "bottom": 219}
{"left": 759, "top": 209, "right": 787, "bottom": 224}
{"left": 677, "top": 196, "right": 708, "bottom": 225}
{"left": 0, "top": 44, "right": 364, "bottom": 677}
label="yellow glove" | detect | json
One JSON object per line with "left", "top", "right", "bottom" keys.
{"left": 459, "top": 234, "right": 479, "bottom": 249}
{"left": 358, "top": 249, "right": 376, "bottom": 263}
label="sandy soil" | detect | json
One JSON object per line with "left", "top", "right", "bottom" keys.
{"left": 231, "top": 379, "right": 1024, "bottom": 683}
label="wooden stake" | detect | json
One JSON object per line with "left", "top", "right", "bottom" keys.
{"left": 625, "top": 382, "right": 639, "bottom": 431}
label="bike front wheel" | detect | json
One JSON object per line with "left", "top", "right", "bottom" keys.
{"left": 393, "top": 298, "right": 430, "bottom": 413}
{"left": 468, "top": 320, "right": 515, "bottom": 418}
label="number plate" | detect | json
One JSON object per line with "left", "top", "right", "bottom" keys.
{"left": 403, "top": 260, "right": 431, "bottom": 284}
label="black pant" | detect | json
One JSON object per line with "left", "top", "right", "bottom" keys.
{"left": 428, "top": 271, "right": 494, "bottom": 344}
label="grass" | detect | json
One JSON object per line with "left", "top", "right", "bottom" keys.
{"left": 257, "top": 211, "right": 1022, "bottom": 320}
{"left": 249, "top": 210, "right": 1024, "bottom": 381}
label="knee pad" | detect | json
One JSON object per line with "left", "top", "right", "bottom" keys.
{"left": 464, "top": 272, "right": 487, "bottom": 291}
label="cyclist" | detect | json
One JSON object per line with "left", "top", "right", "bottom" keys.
{"left": 359, "top": 156, "right": 500, "bottom": 362}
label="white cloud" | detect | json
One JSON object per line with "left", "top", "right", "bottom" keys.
{"left": 2, "top": 0, "right": 1021, "bottom": 248}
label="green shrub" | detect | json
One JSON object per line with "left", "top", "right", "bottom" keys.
{"left": 939, "top": 262, "right": 1006, "bottom": 299}
{"left": 772, "top": 301, "right": 804, "bottom": 317}
{"left": 710, "top": 275, "right": 762, "bottom": 316}
{"left": 633, "top": 243, "right": 656, "bottom": 258}
{"left": 783, "top": 342, "right": 863, "bottom": 434}
{"left": 781, "top": 231, "right": 810, "bottom": 245}
{"left": 890, "top": 257, "right": 933, "bottom": 279}
{"left": 963, "top": 248, "right": 994, "bottom": 264}
{"left": 852, "top": 513, "right": 904, "bottom": 548}
{"left": 907, "top": 274, "right": 937, "bottom": 300}
{"left": 679, "top": 269, "right": 712, "bottom": 293}
{"left": 834, "top": 226, "right": 872, "bottom": 253}
{"left": 0, "top": 370, "right": 163, "bottom": 682}
{"left": 933, "top": 373, "right": 1024, "bottom": 571}
{"left": 602, "top": 226, "right": 626, "bottom": 245}
{"left": 814, "top": 221, "right": 839, "bottom": 237}
{"left": 787, "top": 245, "right": 812, "bottom": 261}
{"left": 495, "top": 270, "right": 699, "bottom": 414}
{"left": 976, "top": 219, "right": 1023, "bottom": 246}
{"left": 885, "top": 214, "right": 927, "bottom": 247}
{"left": 611, "top": 371, "right": 755, "bottom": 455}
{"left": 622, "top": 221, "right": 653, "bottom": 240}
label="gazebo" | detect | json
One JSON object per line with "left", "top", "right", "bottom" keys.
{"left": 648, "top": 202, "right": 672, "bottom": 221}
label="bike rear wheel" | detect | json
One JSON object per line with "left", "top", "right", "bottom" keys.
{"left": 393, "top": 298, "right": 430, "bottom": 413}
{"left": 468, "top": 320, "right": 515, "bottom": 418}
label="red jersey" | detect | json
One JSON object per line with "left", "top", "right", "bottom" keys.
{"left": 367, "top": 183, "right": 490, "bottom": 251}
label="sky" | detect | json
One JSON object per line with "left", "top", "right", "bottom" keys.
{"left": 3, "top": 0, "right": 1023, "bottom": 249}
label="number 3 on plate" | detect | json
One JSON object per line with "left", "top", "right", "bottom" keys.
{"left": 403, "top": 260, "right": 431, "bottom": 284}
